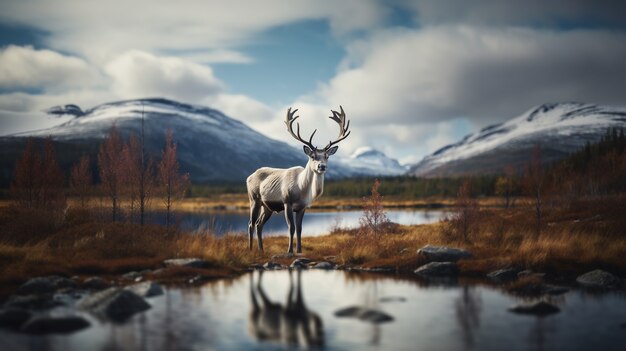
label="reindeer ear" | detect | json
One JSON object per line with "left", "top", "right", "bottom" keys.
{"left": 303, "top": 145, "right": 314, "bottom": 157}
{"left": 326, "top": 146, "right": 338, "bottom": 156}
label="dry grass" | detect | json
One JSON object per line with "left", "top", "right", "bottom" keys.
{"left": 0, "top": 196, "right": 624, "bottom": 299}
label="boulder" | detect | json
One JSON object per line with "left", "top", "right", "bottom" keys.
{"left": 290, "top": 258, "right": 311, "bottom": 269}
{"left": 334, "top": 306, "right": 394, "bottom": 324}
{"left": 21, "top": 315, "right": 90, "bottom": 334}
{"left": 82, "top": 277, "right": 111, "bottom": 291}
{"left": 79, "top": 288, "right": 150, "bottom": 322}
{"left": 508, "top": 301, "right": 560, "bottom": 316}
{"left": 417, "top": 245, "right": 471, "bottom": 262}
{"left": 414, "top": 262, "right": 458, "bottom": 277}
{"left": 122, "top": 271, "right": 141, "bottom": 280}
{"left": 163, "top": 258, "right": 213, "bottom": 269}
{"left": 487, "top": 268, "right": 519, "bottom": 282}
{"left": 263, "top": 261, "right": 282, "bottom": 270}
{"left": 576, "top": 269, "right": 621, "bottom": 289}
{"left": 0, "top": 308, "right": 33, "bottom": 329}
{"left": 4, "top": 294, "right": 61, "bottom": 310}
{"left": 312, "top": 262, "right": 335, "bottom": 270}
{"left": 16, "top": 277, "right": 56, "bottom": 295}
{"left": 125, "top": 282, "right": 164, "bottom": 298}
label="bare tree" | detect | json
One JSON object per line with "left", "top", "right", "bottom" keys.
{"left": 523, "top": 145, "right": 545, "bottom": 238}
{"left": 451, "top": 179, "right": 478, "bottom": 243}
{"left": 70, "top": 155, "right": 92, "bottom": 209}
{"left": 157, "top": 130, "right": 190, "bottom": 228}
{"left": 10, "top": 138, "right": 42, "bottom": 209}
{"left": 40, "top": 138, "right": 66, "bottom": 210}
{"left": 98, "top": 125, "right": 123, "bottom": 221}
{"left": 120, "top": 134, "right": 141, "bottom": 222}
{"left": 359, "top": 179, "right": 390, "bottom": 239}
{"left": 495, "top": 165, "right": 517, "bottom": 208}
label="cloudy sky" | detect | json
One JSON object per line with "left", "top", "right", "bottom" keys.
{"left": 0, "top": 0, "right": 624, "bottom": 164}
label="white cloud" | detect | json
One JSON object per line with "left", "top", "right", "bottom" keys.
{"left": 206, "top": 93, "right": 274, "bottom": 124}
{"left": 281, "top": 26, "right": 626, "bottom": 161}
{"left": 0, "top": 45, "right": 102, "bottom": 90}
{"left": 105, "top": 50, "right": 224, "bottom": 101}
{"left": 0, "top": 0, "right": 386, "bottom": 63}
{"left": 311, "top": 26, "right": 626, "bottom": 125}
{"left": 177, "top": 49, "right": 254, "bottom": 64}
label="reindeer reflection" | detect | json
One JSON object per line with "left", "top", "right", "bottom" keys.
{"left": 248, "top": 270, "right": 324, "bottom": 348}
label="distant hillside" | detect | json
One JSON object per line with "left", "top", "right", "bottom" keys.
{"left": 0, "top": 98, "right": 403, "bottom": 186}
{"left": 409, "top": 103, "right": 626, "bottom": 177}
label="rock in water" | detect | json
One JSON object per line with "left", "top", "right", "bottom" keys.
{"left": 82, "top": 277, "right": 111, "bottom": 291}
{"left": 508, "top": 301, "right": 560, "bottom": 316}
{"left": 290, "top": 258, "right": 311, "bottom": 269}
{"left": 0, "top": 308, "right": 33, "bottom": 329}
{"left": 263, "top": 261, "right": 282, "bottom": 270}
{"left": 312, "top": 262, "right": 335, "bottom": 270}
{"left": 16, "top": 277, "right": 56, "bottom": 295}
{"left": 576, "top": 269, "right": 621, "bottom": 289}
{"left": 487, "top": 268, "right": 519, "bottom": 282}
{"left": 79, "top": 288, "right": 150, "bottom": 322}
{"left": 21, "top": 316, "right": 90, "bottom": 334}
{"left": 414, "top": 262, "right": 459, "bottom": 277}
{"left": 334, "top": 306, "right": 394, "bottom": 324}
{"left": 417, "top": 245, "right": 472, "bottom": 262}
{"left": 125, "top": 282, "right": 164, "bottom": 297}
{"left": 163, "top": 258, "right": 213, "bottom": 269}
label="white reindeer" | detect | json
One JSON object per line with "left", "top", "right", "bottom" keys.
{"left": 246, "top": 106, "right": 350, "bottom": 253}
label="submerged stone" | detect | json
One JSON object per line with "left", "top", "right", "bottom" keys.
{"left": 334, "top": 306, "right": 394, "bottom": 324}
{"left": 508, "top": 301, "right": 560, "bottom": 316}
{"left": 313, "top": 262, "right": 335, "bottom": 270}
{"left": 487, "top": 268, "right": 519, "bottom": 282}
{"left": 0, "top": 308, "right": 33, "bottom": 329}
{"left": 82, "top": 277, "right": 111, "bottom": 291}
{"left": 417, "top": 245, "right": 472, "bottom": 262}
{"left": 163, "top": 258, "right": 213, "bottom": 269}
{"left": 263, "top": 261, "right": 282, "bottom": 270}
{"left": 17, "top": 277, "right": 56, "bottom": 295}
{"left": 79, "top": 288, "right": 150, "bottom": 322}
{"left": 125, "top": 282, "right": 164, "bottom": 298}
{"left": 21, "top": 315, "right": 90, "bottom": 334}
{"left": 414, "top": 262, "right": 458, "bottom": 277}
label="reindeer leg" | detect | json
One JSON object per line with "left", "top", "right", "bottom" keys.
{"left": 248, "top": 202, "right": 260, "bottom": 250}
{"left": 285, "top": 204, "right": 295, "bottom": 254}
{"left": 256, "top": 207, "right": 272, "bottom": 251}
{"left": 295, "top": 209, "right": 306, "bottom": 254}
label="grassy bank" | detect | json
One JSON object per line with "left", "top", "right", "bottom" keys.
{"left": 1, "top": 195, "right": 624, "bottom": 299}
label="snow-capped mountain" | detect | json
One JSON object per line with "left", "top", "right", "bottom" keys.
{"left": 336, "top": 147, "right": 407, "bottom": 176}
{"left": 0, "top": 98, "right": 390, "bottom": 184}
{"left": 1, "top": 98, "right": 330, "bottom": 183}
{"left": 409, "top": 102, "right": 626, "bottom": 177}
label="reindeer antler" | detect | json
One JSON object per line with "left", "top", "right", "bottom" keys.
{"left": 285, "top": 107, "right": 317, "bottom": 150}
{"left": 325, "top": 105, "right": 350, "bottom": 150}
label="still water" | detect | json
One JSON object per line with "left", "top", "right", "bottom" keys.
{"left": 3, "top": 270, "right": 625, "bottom": 351}
{"left": 167, "top": 209, "right": 447, "bottom": 236}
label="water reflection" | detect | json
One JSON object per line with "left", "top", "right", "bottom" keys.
{"left": 2, "top": 271, "right": 626, "bottom": 351}
{"left": 160, "top": 209, "right": 447, "bottom": 236}
{"left": 455, "top": 286, "right": 482, "bottom": 349}
{"left": 249, "top": 270, "right": 324, "bottom": 349}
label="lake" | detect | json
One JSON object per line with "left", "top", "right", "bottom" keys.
{"left": 163, "top": 209, "right": 448, "bottom": 235}
{"left": 2, "top": 270, "right": 625, "bottom": 351}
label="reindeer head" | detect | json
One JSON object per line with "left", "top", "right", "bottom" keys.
{"left": 285, "top": 106, "right": 351, "bottom": 174}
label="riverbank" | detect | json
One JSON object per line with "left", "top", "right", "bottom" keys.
{"left": 1, "top": 195, "right": 625, "bottom": 302}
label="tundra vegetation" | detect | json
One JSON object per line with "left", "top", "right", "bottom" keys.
{"left": 0, "top": 127, "right": 625, "bottom": 298}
